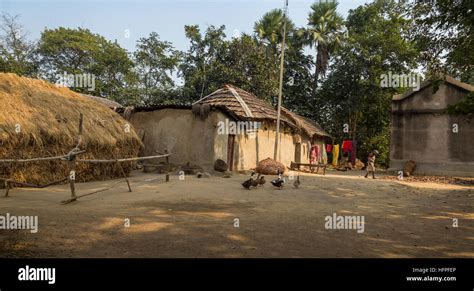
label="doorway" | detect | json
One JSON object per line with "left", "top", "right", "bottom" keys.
{"left": 227, "top": 134, "right": 235, "bottom": 171}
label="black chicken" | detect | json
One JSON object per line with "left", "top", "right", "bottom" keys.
{"left": 271, "top": 170, "right": 285, "bottom": 189}
{"left": 242, "top": 172, "right": 256, "bottom": 189}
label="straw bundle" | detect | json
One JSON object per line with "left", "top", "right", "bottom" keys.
{"left": 0, "top": 73, "right": 142, "bottom": 185}
{"left": 256, "top": 158, "right": 286, "bottom": 175}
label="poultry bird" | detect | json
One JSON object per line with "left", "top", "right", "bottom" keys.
{"left": 242, "top": 172, "right": 256, "bottom": 190}
{"left": 250, "top": 173, "right": 260, "bottom": 188}
{"left": 293, "top": 174, "right": 300, "bottom": 188}
{"left": 271, "top": 170, "right": 285, "bottom": 189}
{"left": 258, "top": 175, "right": 266, "bottom": 187}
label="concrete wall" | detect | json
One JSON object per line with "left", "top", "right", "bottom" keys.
{"left": 389, "top": 82, "right": 474, "bottom": 177}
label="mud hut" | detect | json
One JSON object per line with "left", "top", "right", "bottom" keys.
{"left": 389, "top": 76, "right": 474, "bottom": 177}
{"left": 280, "top": 107, "right": 331, "bottom": 164}
{"left": 0, "top": 73, "right": 142, "bottom": 185}
{"left": 131, "top": 84, "right": 329, "bottom": 171}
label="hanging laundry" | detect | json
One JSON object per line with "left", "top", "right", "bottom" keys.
{"left": 322, "top": 144, "right": 328, "bottom": 164}
{"left": 332, "top": 144, "right": 340, "bottom": 167}
{"left": 310, "top": 144, "right": 320, "bottom": 165}
{"left": 342, "top": 140, "right": 352, "bottom": 153}
{"left": 326, "top": 144, "right": 332, "bottom": 153}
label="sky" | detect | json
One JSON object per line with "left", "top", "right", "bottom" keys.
{"left": 1, "top": 0, "right": 368, "bottom": 52}
{"left": 1, "top": 0, "right": 370, "bottom": 85}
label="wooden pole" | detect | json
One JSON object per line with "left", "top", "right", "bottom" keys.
{"left": 4, "top": 180, "right": 9, "bottom": 197}
{"left": 273, "top": 0, "right": 288, "bottom": 161}
{"left": 114, "top": 157, "right": 132, "bottom": 192}
{"left": 68, "top": 113, "right": 83, "bottom": 201}
{"left": 69, "top": 161, "right": 76, "bottom": 199}
{"left": 76, "top": 153, "right": 170, "bottom": 163}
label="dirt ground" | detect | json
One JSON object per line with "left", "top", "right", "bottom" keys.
{"left": 0, "top": 169, "right": 473, "bottom": 258}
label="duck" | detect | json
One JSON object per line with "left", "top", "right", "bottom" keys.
{"left": 271, "top": 170, "right": 285, "bottom": 189}
{"left": 258, "top": 175, "right": 266, "bottom": 187}
{"left": 250, "top": 173, "right": 260, "bottom": 188}
{"left": 293, "top": 174, "right": 300, "bottom": 188}
{"left": 242, "top": 172, "right": 256, "bottom": 190}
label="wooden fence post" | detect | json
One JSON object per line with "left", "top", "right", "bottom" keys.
{"left": 69, "top": 162, "right": 76, "bottom": 199}
{"left": 4, "top": 180, "right": 10, "bottom": 197}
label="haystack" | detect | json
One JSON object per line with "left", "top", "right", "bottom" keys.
{"left": 0, "top": 73, "right": 142, "bottom": 185}
{"left": 256, "top": 158, "right": 286, "bottom": 175}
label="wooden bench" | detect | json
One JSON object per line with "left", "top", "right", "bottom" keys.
{"left": 290, "top": 161, "right": 327, "bottom": 175}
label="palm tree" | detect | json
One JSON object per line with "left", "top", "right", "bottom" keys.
{"left": 305, "top": 0, "right": 344, "bottom": 84}
{"left": 254, "top": 9, "right": 295, "bottom": 57}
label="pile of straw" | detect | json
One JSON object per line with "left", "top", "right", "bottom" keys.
{"left": 0, "top": 73, "right": 142, "bottom": 185}
{"left": 256, "top": 158, "right": 286, "bottom": 175}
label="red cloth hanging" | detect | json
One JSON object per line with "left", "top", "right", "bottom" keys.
{"left": 310, "top": 145, "right": 320, "bottom": 164}
{"left": 342, "top": 140, "right": 352, "bottom": 152}
{"left": 326, "top": 144, "right": 332, "bottom": 153}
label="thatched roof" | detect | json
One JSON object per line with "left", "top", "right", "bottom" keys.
{"left": 83, "top": 94, "right": 123, "bottom": 108}
{"left": 0, "top": 73, "right": 142, "bottom": 185}
{"left": 280, "top": 107, "right": 331, "bottom": 138}
{"left": 193, "top": 84, "right": 296, "bottom": 127}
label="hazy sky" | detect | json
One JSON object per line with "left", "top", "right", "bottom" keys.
{"left": 1, "top": 0, "right": 368, "bottom": 52}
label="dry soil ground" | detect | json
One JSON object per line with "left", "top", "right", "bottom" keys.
{"left": 0, "top": 170, "right": 473, "bottom": 258}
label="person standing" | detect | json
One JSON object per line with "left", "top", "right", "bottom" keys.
{"left": 364, "top": 150, "right": 379, "bottom": 179}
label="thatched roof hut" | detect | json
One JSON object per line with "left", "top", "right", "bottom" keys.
{"left": 0, "top": 73, "right": 142, "bottom": 185}
{"left": 193, "top": 84, "right": 296, "bottom": 128}
{"left": 280, "top": 107, "right": 330, "bottom": 139}
{"left": 131, "top": 84, "right": 331, "bottom": 170}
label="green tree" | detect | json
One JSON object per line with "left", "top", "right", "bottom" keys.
{"left": 133, "top": 32, "right": 182, "bottom": 105}
{"left": 179, "top": 25, "right": 227, "bottom": 100}
{"left": 411, "top": 0, "right": 474, "bottom": 84}
{"left": 37, "top": 27, "right": 136, "bottom": 103}
{"left": 0, "top": 14, "right": 37, "bottom": 76}
{"left": 304, "top": 0, "right": 345, "bottom": 84}
{"left": 253, "top": 8, "right": 314, "bottom": 108}
{"left": 254, "top": 9, "right": 295, "bottom": 55}
{"left": 219, "top": 34, "right": 279, "bottom": 102}
{"left": 180, "top": 25, "right": 281, "bottom": 103}
{"left": 316, "top": 0, "right": 419, "bottom": 167}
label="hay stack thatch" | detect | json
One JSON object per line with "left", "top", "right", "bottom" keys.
{"left": 256, "top": 158, "right": 286, "bottom": 175}
{"left": 0, "top": 73, "right": 142, "bottom": 185}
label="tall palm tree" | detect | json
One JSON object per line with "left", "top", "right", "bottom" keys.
{"left": 305, "top": 0, "right": 344, "bottom": 84}
{"left": 254, "top": 9, "right": 295, "bottom": 57}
